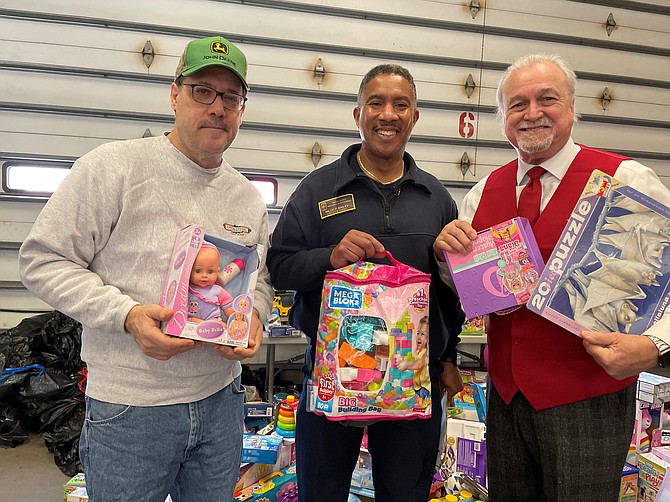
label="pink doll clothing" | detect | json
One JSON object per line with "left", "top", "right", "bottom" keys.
{"left": 189, "top": 284, "right": 233, "bottom": 321}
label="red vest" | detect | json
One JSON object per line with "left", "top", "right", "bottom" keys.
{"left": 472, "top": 145, "right": 637, "bottom": 410}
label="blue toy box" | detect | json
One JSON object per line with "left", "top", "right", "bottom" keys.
{"left": 527, "top": 170, "right": 670, "bottom": 336}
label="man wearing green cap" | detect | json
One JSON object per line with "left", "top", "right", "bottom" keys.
{"left": 19, "top": 35, "right": 273, "bottom": 501}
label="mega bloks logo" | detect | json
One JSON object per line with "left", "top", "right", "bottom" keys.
{"left": 408, "top": 287, "right": 428, "bottom": 311}
{"left": 329, "top": 286, "right": 363, "bottom": 310}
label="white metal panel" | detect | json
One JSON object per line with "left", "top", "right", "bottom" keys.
{"left": 483, "top": 35, "right": 668, "bottom": 81}
{"left": 486, "top": 0, "right": 670, "bottom": 48}
{"left": 2, "top": 0, "right": 488, "bottom": 61}
{"left": 260, "top": 0, "right": 484, "bottom": 24}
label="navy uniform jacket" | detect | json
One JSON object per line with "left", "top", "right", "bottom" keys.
{"left": 267, "top": 144, "right": 464, "bottom": 376}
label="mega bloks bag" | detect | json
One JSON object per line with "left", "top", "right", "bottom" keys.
{"left": 308, "top": 252, "right": 432, "bottom": 421}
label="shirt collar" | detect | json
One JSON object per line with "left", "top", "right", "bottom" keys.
{"left": 333, "top": 144, "right": 432, "bottom": 194}
{"left": 516, "top": 138, "right": 580, "bottom": 185}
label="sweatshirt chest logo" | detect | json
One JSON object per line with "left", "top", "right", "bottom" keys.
{"left": 223, "top": 223, "right": 251, "bottom": 235}
{"left": 318, "top": 194, "right": 356, "bottom": 219}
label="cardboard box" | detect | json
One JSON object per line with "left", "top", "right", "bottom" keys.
{"left": 64, "top": 473, "right": 86, "bottom": 502}
{"left": 444, "top": 418, "right": 486, "bottom": 474}
{"left": 67, "top": 487, "right": 88, "bottom": 502}
{"left": 638, "top": 451, "right": 667, "bottom": 501}
{"left": 269, "top": 325, "right": 301, "bottom": 337}
{"left": 620, "top": 463, "right": 638, "bottom": 501}
{"left": 444, "top": 217, "right": 544, "bottom": 318}
{"left": 460, "top": 315, "right": 487, "bottom": 336}
{"left": 241, "top": 434, "right": 283, "bottom": 464}
{"left": 638, "top": 372, "right": 670, "bottom": 405}
{"left": 160, "top": 224, "right": 261, "bottom": 347}
{"left": 234, "top": 465, "right": 298, "bottom": 501}
{"left": 457, "top": 437, "right": 487, "bottom": 488}
{"left": 527, "top": 170, "right": 670, "bottom": 336}
{"left": 628, "top": 401, "right": 664, "bottom": 466}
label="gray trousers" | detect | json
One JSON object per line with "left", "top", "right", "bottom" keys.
{"left": 486, "top": 380, "right": 636, "bottom": 502}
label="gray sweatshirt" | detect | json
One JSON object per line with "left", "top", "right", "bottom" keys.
{"left": 19, "top": 134, "right": 273, "bottom": 406}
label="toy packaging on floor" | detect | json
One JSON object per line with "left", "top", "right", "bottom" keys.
{"left": 638, "top": 372, "right": 670, "bottom": 405}
{"left": 233, "top": 464, "right": 298, "bottom": 501}
{"left": 308, "top": 252, "right": 432, "bottom": 420}
{"left": 64, "top": 474, "right": 173, "bottom": 502}
{"left": 160, "top": 224, "right": 262, "bottom": 347}
{"left": 444, "top": 217, "right": 544, "bottom": 318}
{"left": 619, "top": 463, "right": 638, "bottom": 502}
{"left": 638, "top": 451, "right": 668, "bottom": 501}
{"left": 527, "top": 170, "right": 670, "bottom": 336}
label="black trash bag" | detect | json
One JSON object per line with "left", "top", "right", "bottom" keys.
{"left": 17, "top": 369, "right": 84, "bottom": 432}
{"left": 0, "top": 364, "right": 42, "bottom": 400}
{"left": 0, "top": 401, "right": 28, "bottom": 447}
{"left": 0, "top": 312, "right": 86, "bottom": 474}
{"left": 43, "top": 397, "right": 85, "bottom": 476}
{"left": 0, "top": 311, "right": 82, "bottom": 372}
{"left": 0, "top": 364, "right": 44, "bottom": 446}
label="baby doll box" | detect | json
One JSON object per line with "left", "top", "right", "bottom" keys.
{"left": 310, "top": 252, "right": 432, "bottom": 421}
{"left": 160, "top": 224, "right": 261, "bottom": 347}
{"left": 444, "top": 217, "right": 545, "bottom": 319}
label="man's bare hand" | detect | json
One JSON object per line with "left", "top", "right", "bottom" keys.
{"left": 433, "top": 220, "right": 478, "bottom": 259}
{"left": 330, "top": 229, "right": 386, "bottom": 269}
{"left": 215, "top": 309, "right": 264, "bottom": 361}
{"left": 581, "top": 330, "right": 658, "bottom": 379}
{"left": 440, "top": 361, "right": 464, "bottom": 405}
{"left": 125, "top": 304, "right": 200, "bottom": 360}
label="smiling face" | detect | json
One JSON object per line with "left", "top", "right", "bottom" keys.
{"left": 416, "top": 318, "right": 428, "bottom": 352}
{"left": 169, "top": 66, "right": 246, "bottom": 169}
{"left": 501, "top": 61, "right": 575, "bottom": 165}
{"left": 354, "top": 73, "right": 419, "bottom": 167}
{"left": 190, "top": 247, "right": 220, "bottom": 288}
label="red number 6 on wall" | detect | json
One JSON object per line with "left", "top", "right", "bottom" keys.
{"left": 458, "top": 111, "right": 475, "bottom": 139}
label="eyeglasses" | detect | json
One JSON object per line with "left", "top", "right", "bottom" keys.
{"left": 182, "top": 83, "right": 247, "bottom": 111}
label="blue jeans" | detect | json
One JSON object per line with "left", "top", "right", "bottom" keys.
{"left": 80, "top": 376, "right": 245, "bottom": 502}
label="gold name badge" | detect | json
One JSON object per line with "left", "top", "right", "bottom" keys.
{"left": 318, "top": 194, "right": 356, "bottom": 219}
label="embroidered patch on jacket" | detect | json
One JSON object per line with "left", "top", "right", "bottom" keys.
{"left": 318, "top": 194, "right": 356, "bottom": 219}
{"left": 223, "top": 223, "right": 251, "bottom": 235}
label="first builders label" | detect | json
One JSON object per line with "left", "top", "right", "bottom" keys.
{"left": 330, "top": 286, "right": 363, "bottom": 310}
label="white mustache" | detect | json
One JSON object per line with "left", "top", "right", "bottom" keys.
{"left": 518, "top": 119, "right": 553, "bottom": 129}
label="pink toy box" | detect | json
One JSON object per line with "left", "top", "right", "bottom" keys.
{"left": 160, "top": 224, "right": 261, "bottom": 347}
{"left": 307, "top": 252, "right": 432, "bottom": 420}
{"left": 527, "top": 170, "right": 670, "bottom": 337}
{"left": 444, "top": 217, "right": 544, "bottom": 318}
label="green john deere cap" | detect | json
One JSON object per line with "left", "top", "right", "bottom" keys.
{"left": 175, "top": 36, "right": 248, "bottom": 91}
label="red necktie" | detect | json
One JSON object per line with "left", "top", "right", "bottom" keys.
{"left": 517, "top": 166, "right": 546, "bottom": 225}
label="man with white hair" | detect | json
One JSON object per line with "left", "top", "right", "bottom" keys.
{"left": 434, "top": 53, "right": 670, "bottom": 501}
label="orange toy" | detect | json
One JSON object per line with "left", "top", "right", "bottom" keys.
{"left": 337, "top": 341, "right": 377, "bottom": 370}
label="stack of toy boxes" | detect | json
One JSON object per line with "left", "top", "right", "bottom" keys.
{"left": 63, "top": 474, "right": 173, "bottom": 502}
{"left": 628, "top": 373, "right": 670, "bottom": 467}
{"left": 625, "top": 373, "right": 670, "bottom": 501}
{"left": 233, "top": 464, "right": 298, "bottom": 501}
